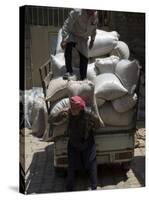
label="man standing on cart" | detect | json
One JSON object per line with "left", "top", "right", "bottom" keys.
{"left": 61, "top": 9, "right": 98, "bottom": 80}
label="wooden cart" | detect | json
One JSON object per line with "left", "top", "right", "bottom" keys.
{"left": 39, "top": 58, "right": 141, "bottom": 170}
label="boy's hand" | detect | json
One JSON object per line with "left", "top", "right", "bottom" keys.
{"left": 48, "top": 135, "right": 66, "bottom": 142}
{"left": 59, "top": 108, "right": 69, "bottom": 119}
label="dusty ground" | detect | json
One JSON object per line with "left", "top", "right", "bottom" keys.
{"left": 20, "top": 121, "right": 145, "bottom": 194}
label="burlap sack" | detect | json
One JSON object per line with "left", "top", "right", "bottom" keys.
{"left": 99, "top": 102, "right": 135, "bottom": 126}
{"left": 95, "top": 55, "right": 120, "bottom": 74}
{"left": 115, "top": 59, "right": 140, "bottom": 94}
{"left": 87, "top": 62, "right": 98, "bottom": 82}
{"left": 94, "top": 73, "right": 128, "bottom": 101}
{"left": 46, "top": 77, "right": 69, "bottom": 102}
{"left": 67, "top": 80, "right": 95, "bottom": 106}
{"left": 110, "top": 41, "right": 130, "bottom": 59}
{"left": 88, "top": 30, "right": 119, "bottom": 58}
{"left": 112, "top": 93, "right": 138, "bottom": 113}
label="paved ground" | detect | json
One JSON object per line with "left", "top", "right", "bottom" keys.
{"left": 20, "top": 121, "right": 145, "bottom": 194}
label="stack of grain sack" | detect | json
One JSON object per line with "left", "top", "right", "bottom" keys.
{"left": 20, "top": 88, "right": 49, "bottom": 138}
{"left": 47, "top": 28, "right": 141, "bottom": 138}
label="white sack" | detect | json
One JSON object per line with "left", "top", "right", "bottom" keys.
{"left": 96, "top": 30, "right": 120, "bottom": 39}
{"left": 94, "top": 73, "right": 128, "bottom": 101}
{"left": 99, "top": 102, "right": 135, "bottom": 126}
{"left": 24, "top": 91, "right": 34, "bottom": 129}
{"left": 22, "top": 88, "right": 45, "bottom": 129}
{"left": 95, "top": 97, "right": 105, "bottom": 107}
{"left": 115, "top": 59, "right": 140, "bottom": 94}
{"left": 88, "top": 30, "right": 119, "bottom": 58}
{"left": 46, "top": 77, "right": 69, "bottom": 102}
{"left": 110, "top": 41, "right": 130, "bottom": 59}
{"left": 112, "top": 93, "right": 138, "bottom": 113}
{"left": 67, "top": 80, "right": 95, "bottom": 106}
{"left": 31, "top": 97, "right": 48, "bottom": 138}
{"left": 67, "top": 80, "right": 105, "bottom": 126}
{"left": 29, "top": 88, "right": 48, "bottom": 138}
{"left": 51, "top": 53, "right": 80, "bottom": 79}
{"left": 51, "top": 53, "right": 65, "bottom": 77}
{"left": 51, "top": 54, "right": 98, "bottom": 81}
{"left": 56, "top": 28, "right": 119, "bottom": 58}
{"left": 50, "top": 98, "right": 70, "bottom": 116}
{"left": 95, "top": 55, "right": 120, "bottom": 74}
{"left": 50, "top": 98, "right": 70, "bottom": 125}
{"left": 20, "top": 88, "right": 49, "bottom": 137}
{"left": 87, "top": 62, "right": 98, "bottom": 82}
{"left": 48, "top": 103, "right": 68, "bottom": 137}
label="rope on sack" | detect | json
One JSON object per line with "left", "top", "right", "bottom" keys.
{"left": 93, "top": 94, "right": 105, "bottom": 127}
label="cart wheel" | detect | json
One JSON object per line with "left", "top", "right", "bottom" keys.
{"left": 54, "top": 167, "right": 67, "bottom": 177}
{"left": 122, "top": 161, "right": 131, "bottom": 171}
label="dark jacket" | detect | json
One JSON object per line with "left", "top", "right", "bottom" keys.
{"left": 49, "top": 108, "right": 100, "bottom": 148}
{"left": 67, "top": 109, "right": 93, "bottom": 149}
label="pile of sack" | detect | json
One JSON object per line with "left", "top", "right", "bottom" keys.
{"left": 20, "top": 87, "right": 49, "bottom": 138}
{"left": 47, "top": 29, "right": 141, "bottom": 137}
{"left": 93, "top": 58, "right": 140, "bottom": 126}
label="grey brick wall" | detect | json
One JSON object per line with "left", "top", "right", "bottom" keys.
{"left": 110, "top": 11, "right": 145, "bottom": 121}
{"left": 24, "top": 25, "right": 32, "bottom": 89}
{"left": 110, "top": 11, "right": 145, "bottom": 70}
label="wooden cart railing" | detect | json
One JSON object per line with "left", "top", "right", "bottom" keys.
{"left": 39, "top": 58, "right": 53, "bottom": 114}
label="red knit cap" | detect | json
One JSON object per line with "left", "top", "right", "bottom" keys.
{"left": 70, "top": 96, "right": 86, "bottom": 110}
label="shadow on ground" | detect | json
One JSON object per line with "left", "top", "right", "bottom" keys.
{"left": 24, "top": 143, "right": 145, "bottom": 194}
{"left": 25, "top": 144, "right": 66, "bottom": 194}
{"left": 131, "top": 155, "right": 145, "bottom": 186}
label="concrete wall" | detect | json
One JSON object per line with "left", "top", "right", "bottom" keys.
{"left": 24, "top": 25, "right": 60, "bottom": 89}
{"left": 110, "top": 11, "right": 145, "bottom": 70}
{"left": 109, "top": 11, "right": 145, "bottom": 121}
{"left": 25, "top": 25, "right": 32, "bottom": 89}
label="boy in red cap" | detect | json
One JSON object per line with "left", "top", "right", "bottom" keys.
{"left": 49, "top": 96, "right": 100, "bottom": 191}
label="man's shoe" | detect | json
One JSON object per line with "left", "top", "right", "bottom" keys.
{"left": 63, "top": 72, "right": 73, "bottom": 80}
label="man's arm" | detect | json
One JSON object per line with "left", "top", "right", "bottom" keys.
{"left": 85, "top": 108, "right": 101, "bottom": 129}
{"left": 89, "top": 11, "right": 98, "bottom": 49}
{"left": 61, "top": 9, "right": 80, "bottom": 43}
{"left": 91, "top": 11, "right": 98, "bottom": 40}
{"left": 90, "top": 111, "right": 101, "bottom": 129}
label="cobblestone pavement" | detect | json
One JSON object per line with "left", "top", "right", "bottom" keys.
{"left": 20, "top": 122, "right": 145, "bottom": 194}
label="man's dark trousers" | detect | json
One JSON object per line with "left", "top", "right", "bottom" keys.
{"left": 66, "top": 137, "right": 97, "bottom": 191}
{"left": 64, "top": 42, "right": 88, "bottom": 80}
